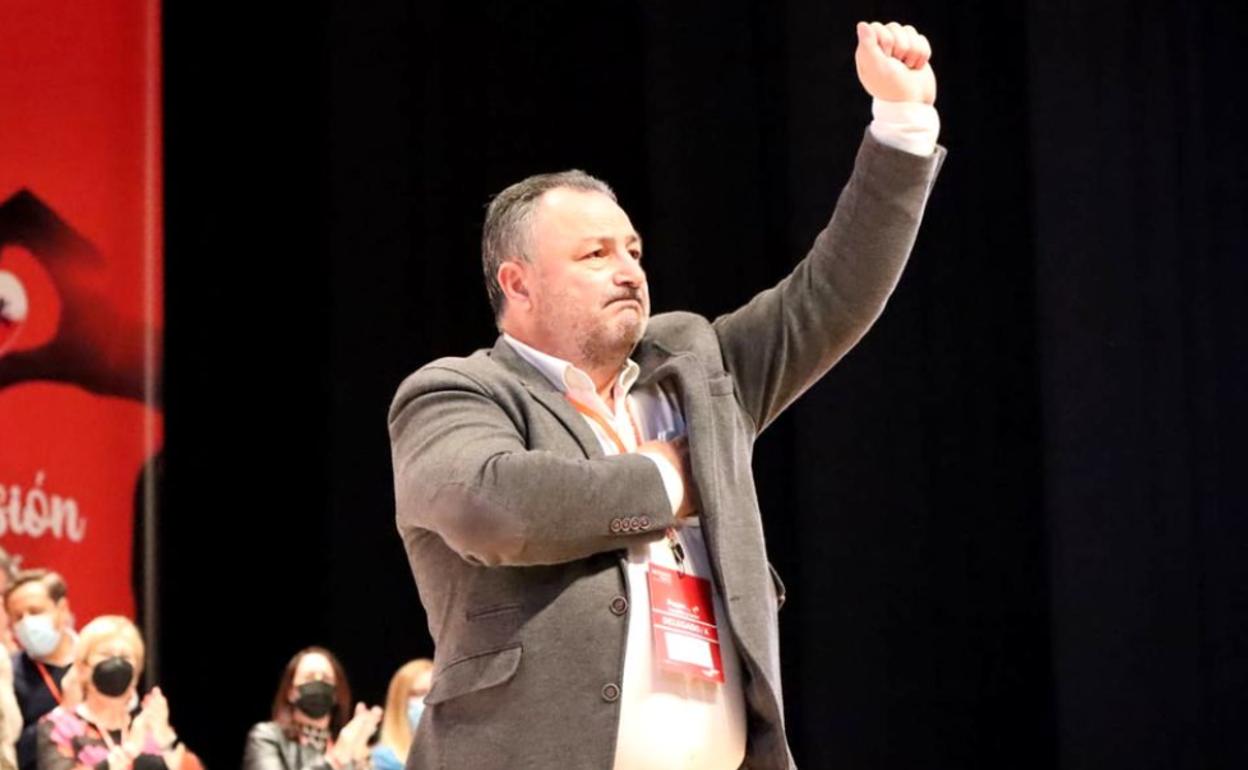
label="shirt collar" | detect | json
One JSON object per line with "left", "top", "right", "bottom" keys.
{"left": 502, "top": 333, "right": 640, "bottom": 404}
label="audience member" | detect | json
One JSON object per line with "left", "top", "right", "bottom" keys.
{"left": 5, "top": 571, "right": 74, "bottom": 770}
{"left": 370, "top": 659, "right": 432, "bottom": 770}
{"left": 0, "top": 548, "right": 19, "bottom": 654}
{"left": 35, "top": 614, "right": 197, "bottom": 770}
{"left": 0, "top": 649, "right": 16, "bottom": 770}
{"left": 243, "top": 647, "right": 381, "bottom": 770}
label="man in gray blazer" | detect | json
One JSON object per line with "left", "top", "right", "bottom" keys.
{"left": 389, "top": 21, "right": 944, "bottom": 770}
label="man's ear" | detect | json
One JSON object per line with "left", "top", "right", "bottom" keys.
{"left": 497, "top": 260, "right": 533, "bottom": 311}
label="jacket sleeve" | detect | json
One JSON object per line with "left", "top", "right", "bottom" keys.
{"left": 389, "top": 366, "right": 680, "bottom": 567}
{"left": 713, "top": 130, "right": 945, "bottom": 433}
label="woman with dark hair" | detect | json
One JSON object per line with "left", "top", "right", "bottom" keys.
{"left": 242, "top": 647, "right": 381, "bottom": 770}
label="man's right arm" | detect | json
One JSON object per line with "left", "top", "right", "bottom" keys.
{"left": 388, "top": 366, "right": 679, "bottom": 567}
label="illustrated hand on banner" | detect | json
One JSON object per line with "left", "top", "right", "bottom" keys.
{"left": 0, "top": 191, "right": 155, "bottom": 404}
{"left": 0, "top": 191, "right": 159, "bottom": 622}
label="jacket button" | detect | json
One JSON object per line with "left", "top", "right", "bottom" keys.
{"left": 639, "top": 515, "right": 651, "bottom": 528}
{"left": 610, "top": 518, "right": 622, "bottom": 534}
{"left": 601, "top": 683, "right": 620, "bottom": 702}
{"left": 629, "top": 516, "right": 641, "bottom": 530}
{"left": 609, "top": 596, "right": 628, "bottom": 616}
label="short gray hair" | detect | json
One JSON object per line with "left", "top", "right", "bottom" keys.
{"left": 481, "top": 169, "right": 616, "bottom": 323}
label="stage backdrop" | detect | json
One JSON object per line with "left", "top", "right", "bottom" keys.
{"left": 0, "top": 0, "right": 162, "bottom": 629}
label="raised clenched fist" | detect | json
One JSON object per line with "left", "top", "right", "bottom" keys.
{"left": 854, "top": 21, "right": 937, "bottom": 105}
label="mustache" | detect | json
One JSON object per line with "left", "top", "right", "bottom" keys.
{"left": 605, "top": 290, "right": 644, "bottom": 307}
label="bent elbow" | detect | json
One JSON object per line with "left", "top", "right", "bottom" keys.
{"left": 410, "top": 482, "right": 529, "bottom": 567}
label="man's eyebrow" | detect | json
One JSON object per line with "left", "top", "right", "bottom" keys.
{"left": 575, "top": 234, "right": 644, "bottom": 248}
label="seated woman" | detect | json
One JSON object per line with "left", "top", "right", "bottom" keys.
{"left": 243, "top": 647, "right": 380, "bottom": 770}
{"left": 370, "top": 659, "right": 432, "bottom": 770}
{"left": 35, "top": 615, "right": 196, "bottom": 770}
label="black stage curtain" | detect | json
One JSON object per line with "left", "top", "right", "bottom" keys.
{"left": 161, "top": 2, "right": 1244, "bottom": 767}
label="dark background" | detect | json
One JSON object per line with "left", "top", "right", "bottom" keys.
{"left": 160, "top": 1, "right": 1246, "bottom": 767}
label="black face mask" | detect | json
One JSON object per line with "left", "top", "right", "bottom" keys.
{"left": 92, "top": 657, "right": 135, "bottom": 698}
{"left": 294, "top": 680, "right": 336, "bottom": 719}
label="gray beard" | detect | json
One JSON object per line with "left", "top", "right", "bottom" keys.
{"left": 576, "top": 316, "right": 646, "bottom": 374}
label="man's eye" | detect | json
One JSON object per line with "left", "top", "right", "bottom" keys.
{"left": 630, "top": 251, "right": 643, "bottom": 261}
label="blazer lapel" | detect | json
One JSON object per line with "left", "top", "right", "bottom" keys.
{"left": 284, "top": 737, "right": 302, "bottom": 770}
{"left": 635, "top": 340, "right": 725, "bottom": 558}
{"left": 488, "top": 337, "right": 606, "bottom": 460}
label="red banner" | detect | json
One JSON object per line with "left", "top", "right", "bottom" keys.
{"left": 0, "top": 0, "right": 162, "bottom": 624}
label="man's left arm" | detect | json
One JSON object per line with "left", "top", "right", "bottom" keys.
{"left": 715, "top": 22, "right": 945, "bottom": 433}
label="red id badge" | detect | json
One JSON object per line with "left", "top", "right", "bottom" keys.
{"left": 647, "top": 564, "right": 725, "bottom": 683}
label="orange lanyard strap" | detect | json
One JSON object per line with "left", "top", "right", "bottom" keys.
{"left": 77, "top": 706, "right": 130, "bottom": 755}
{"left": 34, "top": 660, "right": 63, "bottom": 704}
{"left": 566, "top": 397, "right": 642, "bottom": 455}
{"left": 94, "top": 720, "right": 125, "bottom": 754}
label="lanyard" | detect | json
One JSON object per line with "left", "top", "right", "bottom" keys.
{"left": 566, "top": 394, "right": 686, "bottom": 570}
{"left": 96, "top": 722, "right": 127, "bottom": 755}
{"left": 34, "top": 660, "right": 63, "bottom": 705}
{"left": 565, "top": 396, "right": 642, "bottom": 455}
{"left": 76, "top": 704, "right": 128, "bottom": 754}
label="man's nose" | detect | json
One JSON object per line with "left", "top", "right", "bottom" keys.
{"left": 613, "top": 250, "right": 645, "bottom": 286}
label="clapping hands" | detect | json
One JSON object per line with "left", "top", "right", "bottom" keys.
{"left": 328, "top": 702, "right": 383, "bottom": 767}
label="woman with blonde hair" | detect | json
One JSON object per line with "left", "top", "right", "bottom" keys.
{"left": 35, "top": 615, "right": 198, "bottom": 770}
{"left": 370, "top": 659, "right": 432, "bottom": 770}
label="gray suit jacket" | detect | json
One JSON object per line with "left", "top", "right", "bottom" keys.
{"left": 243, "top": 722, "right": 334, "bottom": 770}
{"left": 389, "top": 132, "right": 944, "bottom": 770}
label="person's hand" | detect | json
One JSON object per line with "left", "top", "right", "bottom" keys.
{"left": 0, "top": 192, "right": 155, "bottom": 402}
{"left": 329, "top": 703, "right": 383, "bottom": 765}
{"left": 350, "top": 703, "right": 383, "bottom": 760}
{"left": 161, "top": 743, "right": 187, "bottom": 770}
{"left": 106, "top": 746, "right": 132, "bottom": 770}
{"left": 854, "top": 21, "right": 936, "bottom": 105}
{"left": 134, "top": 687, "right": 177, "bottom": 749}
{"left": 638, "top": 436, "right": 701, "bottom": 520}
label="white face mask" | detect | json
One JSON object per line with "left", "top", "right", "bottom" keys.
{"left": 407, "top": 696, "right": 426, "bottom": 731}
{"left": 14, "top": 614, "right": 62, "bottom": 659}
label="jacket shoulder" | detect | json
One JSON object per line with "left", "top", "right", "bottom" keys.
{"left": 646, "top": 311, "right": 726, "bottom": 370}
{"left": 646, "top": 311, "right": 716, "bottom": 348}
{"left": 246, "top": 721, "right": 285, "bottom": 741}
{"left": 388, "top": 349, "right": 503, "bottom": 413}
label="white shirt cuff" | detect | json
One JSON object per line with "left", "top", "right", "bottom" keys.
{"left": 869, "top": 99, "right": 941, "bottom": 157}
{"left": 637, "top": 451, "right": 685, "bottom": 515}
